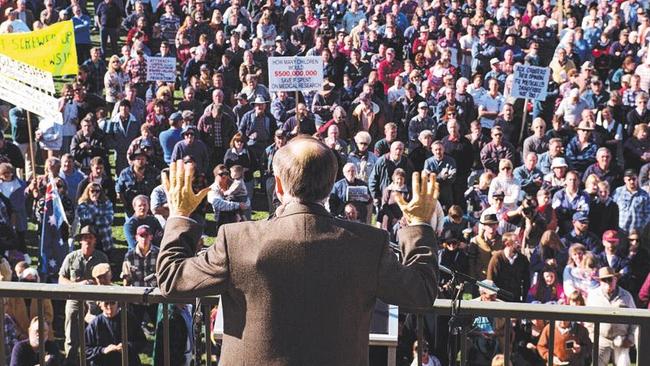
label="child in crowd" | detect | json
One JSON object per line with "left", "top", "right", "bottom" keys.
{"left": 221, "top": 165, "right": 248, "bottom": 222}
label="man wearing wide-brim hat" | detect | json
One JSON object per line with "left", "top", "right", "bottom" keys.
{"left": 468, "top": 213, "right": 504, "bottom": 283}
{"left": 586, "top": 266, "right": 637, "bottom": 366}
{"left": 59, "top": 224, "right": 109, "bottom": 363}
{"left": 239, "top": 95, "right": 276, "bottom": 160}
{"left": 565, "top": 119, "right": 598, "bottom": 173}
{"left": 312, "top": 81, "right": 339, "bottom": 126}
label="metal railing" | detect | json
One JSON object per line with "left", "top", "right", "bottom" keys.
{"left": 0, "top": 282, "right": 649, "bottom": 366}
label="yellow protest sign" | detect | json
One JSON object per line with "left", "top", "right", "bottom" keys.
{"left": 0, "top": 21, "right": 78, "bottom": 76}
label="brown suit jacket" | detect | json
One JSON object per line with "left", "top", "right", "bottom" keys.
{"left": 157, "top": 202, "right": 437, "bottom": 365}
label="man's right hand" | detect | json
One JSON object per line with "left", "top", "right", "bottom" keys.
{"left": 395, "top": 172, "right": 439, "bottom": 226}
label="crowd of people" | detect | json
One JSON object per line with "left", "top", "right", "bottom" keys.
{"left": 0, "top": 0, "right": 647, "bottom": 363}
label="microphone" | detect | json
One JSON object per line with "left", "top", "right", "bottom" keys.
{"left": 439, "top": 265, "right": 515, "bottom": 301}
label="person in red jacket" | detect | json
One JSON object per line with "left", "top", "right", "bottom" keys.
{"left": 377, "top": 48, "right": 403, "bottom": 94}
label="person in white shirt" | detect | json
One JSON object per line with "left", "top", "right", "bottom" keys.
{"left": 477, "top": 78, "right": 505, "bottom": 130}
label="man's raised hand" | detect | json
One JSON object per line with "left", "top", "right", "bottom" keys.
{"left": 394, "top": 172, "right": 439, "bottom": 225}
{"left": 162, "top": 160, "right": 210, "bottom": 217}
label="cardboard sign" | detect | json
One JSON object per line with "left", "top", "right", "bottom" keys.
{"left": 511, "top": 64, "right": 550, "bottom": 101}
{"left": 0, "top": 21, "right": 78, "bottom": 76}
{"left": 268, "top": 56, "right": 323, "bottom": 92}
{"left": 146, "top": 56, "right": 176, "bottom": 82}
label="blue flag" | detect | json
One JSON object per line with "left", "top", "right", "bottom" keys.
{"left": 39, "top": 180, "right": 70, "bottom": 281}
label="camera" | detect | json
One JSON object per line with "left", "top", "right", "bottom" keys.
{"left": 521, "top": 196, "right": 537, "bottom": 216}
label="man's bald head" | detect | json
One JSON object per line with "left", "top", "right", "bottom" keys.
{"left": 273, "top": 136, "right": 338, "bottom": 203}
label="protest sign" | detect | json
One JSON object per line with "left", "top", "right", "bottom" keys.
{"left": 346, "top": 186, "right": 370, "bottom": 203}
{"left": 146, "top": 56, "right": 176, "bottom": 82}
{"left": 0, "top": 73, "right": 59, "bottom": 119}
{"left": 0, "top": 21, "right": 77, "bottom": 76}
{"left": 511, "top": 65, "right": 550, "bottom": 101}
{"left": 268, "top": 56, "right": 323, "bottom": 92}
{"left": 0, "top": 53, "right": 54, "bottom": 93}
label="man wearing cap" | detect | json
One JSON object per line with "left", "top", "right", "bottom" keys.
{"left": 565, "top": 121, "right": 598, "bottom": 173}
{"left": 233, "top": 92, "right": 253, "bottom": 124}
{"left": 159, "top": 111, "right": 183, "bottom": 165}
{"left": 101, "top": 99, "right": 142, "bottom": 174}
{"left": 562, "top": 211, "right": 602, "bottom": 253}
{"left": 407, "top": 101, "right": 435, "bottom": 150}
{"left": 116, "top": 148, "right": 160, "bottom": 217}
{"left": 58, "top": 225, "right": 108, "bottom": 364}
{"left": 197, "top": 102, "right": 238, "bottom": 167}
{"left": 586, "top": 267, "right": 637, "bottom": 366}
{"left": 121, "top": 224, "right": 159, "bottom": 327}
{"left": 479, "top": 125, "right": 515, "bottom": 174}
{"left": 171, "top": 125, "right": 210, "bottom": 176}
{"left": 596, "top": 230, "right": 630, "bottom": 276}
{"left": 613, "top": 169, "right": 650, "bottom": 234}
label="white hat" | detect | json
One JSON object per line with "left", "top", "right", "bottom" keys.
{"left": 551, "top": 157, "right": 568, "bottom": 169}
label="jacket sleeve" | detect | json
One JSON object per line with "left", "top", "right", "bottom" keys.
{"left": 157, "top": 216, "right": 230, "bottom": 297}
{"left": 377, "top": 225, "right": 438, "bottom": 310}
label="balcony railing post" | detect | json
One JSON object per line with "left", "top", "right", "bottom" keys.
{"left": 163, "top": 303, "right": 170, "bottom": 366}
{"left": 204, "top": 304, "right": 212, "bottom": 366}
{"left": 121, "top": 302, "right": 129, "bottom": 366}
{"left": 37, "top": 299, "right": 45, "bottom": 366}
{"left": 637, "top": 319, "right": 650, "bottom": 366}
{"left": 0, "top": 296, "right": 5, "bottom": 364}
{"left": 77, "top": 304, "right": 86, "bottom": 366}
{"left": 547, "top": 320, "right": 555, "bottom": 366}
{"left": 592, "top": 322, "right": 600, "bottom": 366}
{"left": 504, "top": 318, "right": 511, "bottom": 363}
{"left": 417, "top": 314, "right": 423, "bottom": 366}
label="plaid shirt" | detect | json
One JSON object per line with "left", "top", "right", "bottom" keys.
{"left": 121, "top": 245, "right": 159, "bottom": 287}
{"left": 75, "top": 201, "right": 114, "bottom": 251}
{"left": 125, "top": 57, "right": 148, "bottom": 84}
{"left": 613, "top": 187, "right": 650, "bottom": 233}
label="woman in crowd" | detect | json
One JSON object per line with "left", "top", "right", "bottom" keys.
{"left": 76, "top": 183, "right": 114, "bottom": 254}
{"left": 378, "top": 168, "right": 410, "bottom": 231}
{"left": 223, "top": 133, "right": 256, "bottom": 220}
{"left": 103, "top": 55, "right": 129, "bottom": 111}
{"left": 527, "top": 265, "right": 566, "bottom": 304}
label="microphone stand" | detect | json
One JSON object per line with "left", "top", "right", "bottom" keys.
{"left": 440, "top": 265, "right": 515, "bottom": 366}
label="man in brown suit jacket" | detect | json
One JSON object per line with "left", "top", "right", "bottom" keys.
{"left": 157, "top": 136, "right": 439, "bottom": 365}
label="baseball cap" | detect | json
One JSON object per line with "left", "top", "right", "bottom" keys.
{"left": 602, "top": 230, "right": 619, "bottom": 243}
{"left": 136, "top": 225, "right": 151, "bottom": 237}
{"left": 572, "top": 211, "right": 589, "bottom": 222}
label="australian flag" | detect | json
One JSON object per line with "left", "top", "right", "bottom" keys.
{"left": 39, "top": 180, "right": 71, "bottom": 282}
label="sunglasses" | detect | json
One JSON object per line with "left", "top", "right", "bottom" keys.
{"left": 493, "top": 133, "right": 503, "bottom": 137}
{"left": 600, "top": 277, "right": 614, "bottom": 283}
{"left": 218, "top": 172, "right": 230, "bottom": 177}
{"left": 501, "top": 167, "right": 512, "bottom": 171}
{"left": 103, "top": 301, "right": 117, "bottom": 306}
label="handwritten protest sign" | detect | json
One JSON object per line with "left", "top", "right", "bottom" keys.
{"left": 268, "top": 56, "right": 323, "bottom": 92}
{"left": 146, "top": 56, "right": 176, "bottom": 82}
{"left": 0, "top": 73, "right": 59, "bottom": 119}
{"left": 0, "top": 21, "right": 77, "bottom": 76}
{"left": 511, "top": 65, "right": 550, "bottom": 101}
{"left": 0, "top": 53, "right": 54, "bottom": 93}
